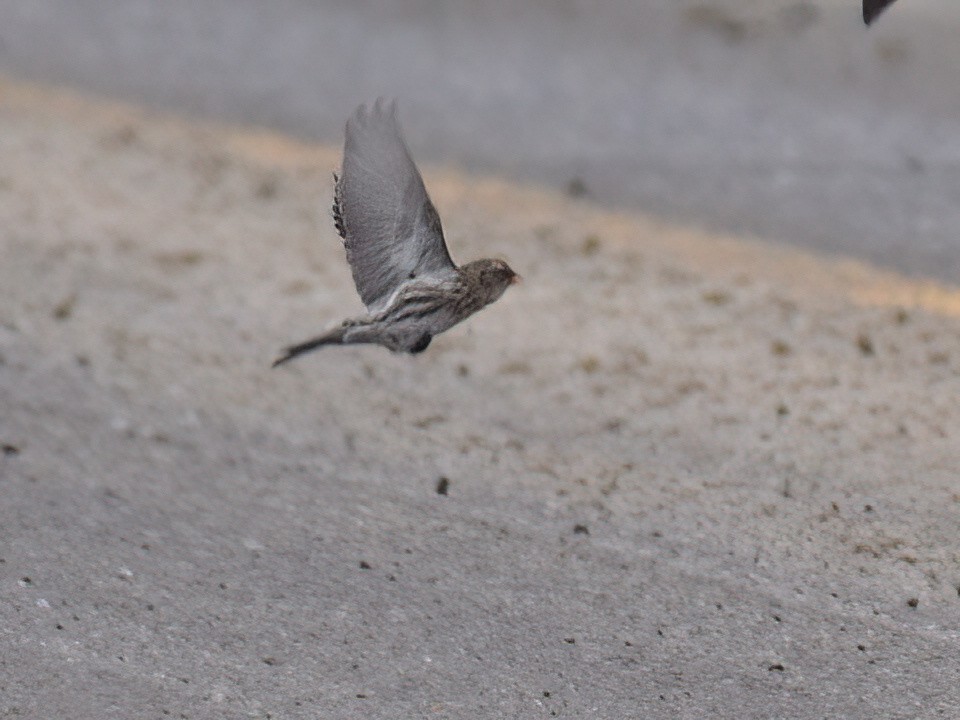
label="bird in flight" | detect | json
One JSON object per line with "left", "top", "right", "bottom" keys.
{"left": 273, "top": 100, "right": 519, "bottom": 367}
{"left": 863, "top": 0, "right": 898, "bottom": 25}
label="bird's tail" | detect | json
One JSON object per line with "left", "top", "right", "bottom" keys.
{"left": 272, "top": 324, "right": 351, "bottom": 368}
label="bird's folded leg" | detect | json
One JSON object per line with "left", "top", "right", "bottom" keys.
{"left": 409, "top": 333, "right": 432, "bottom": 354}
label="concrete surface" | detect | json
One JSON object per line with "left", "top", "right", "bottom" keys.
{"left": 1, "top": 1, "right": 960, "bottom": 279}
{"left": 1, "top": 79, "right": 960, "bottom": 719}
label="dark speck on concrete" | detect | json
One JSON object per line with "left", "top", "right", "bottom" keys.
{"left": 566, "top": 177, "right": 588, "bottom": 198}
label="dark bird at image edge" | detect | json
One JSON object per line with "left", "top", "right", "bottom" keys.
{"left": 273, "top": 100, "right": 519, "bottom": 367}
{"left": 863, "top": 0, "right": 898, "bottom": 25}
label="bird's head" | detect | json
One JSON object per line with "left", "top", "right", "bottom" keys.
{"left": 463, "top": 258, "right": 520, "bottom": 305}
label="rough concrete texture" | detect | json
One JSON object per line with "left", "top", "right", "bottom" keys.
{"left": 1, "top": 80, "right": 960, "bottom": 718}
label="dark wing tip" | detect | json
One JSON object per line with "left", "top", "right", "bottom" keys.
{"left": 331, "top": 171, "right": 346, "bottom": 240}
{"left": 863, "top": 0, "right": 897, "bottom": 25}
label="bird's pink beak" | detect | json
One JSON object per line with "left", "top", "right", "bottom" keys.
{"left": 511, "top": 273, "right": 522, "bottom": 285}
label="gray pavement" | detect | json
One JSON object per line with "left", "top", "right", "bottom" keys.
{"left": 2, "top": 0, "right": 960, "bottom": 279}
{"left": 3, "top": 4, "right": 960, "bottom": 719}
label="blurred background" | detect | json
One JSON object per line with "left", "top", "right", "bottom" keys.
{"left": 1, "top": 0, "right": 959, "bottom": 279}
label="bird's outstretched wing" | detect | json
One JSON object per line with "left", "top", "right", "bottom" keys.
{"left": 333, "top": 99, "right": 457, "bottom": 312}
{"left": 863, "top": 0, "right": 897, "bottom": 25}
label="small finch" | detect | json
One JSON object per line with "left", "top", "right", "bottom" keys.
{"left": 273, "top": 99, "right": 519, "bottom": 367}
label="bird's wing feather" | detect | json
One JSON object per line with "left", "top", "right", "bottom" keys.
{"left": 863, "top": 0, "right": 897, "bottom": 25}
{"left": 334, "top": 99, "right": 457, "bottom": 312}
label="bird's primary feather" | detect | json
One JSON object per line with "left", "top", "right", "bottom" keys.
{"left": 335, "top": 99, "right": 457, "bottom": 313}
{"left": 863, "top": 0, "right": 897, "bottom": 25}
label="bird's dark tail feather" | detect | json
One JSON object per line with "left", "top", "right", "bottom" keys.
{"left": 272, "top": 325, "right": 348, "bottom": 368}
